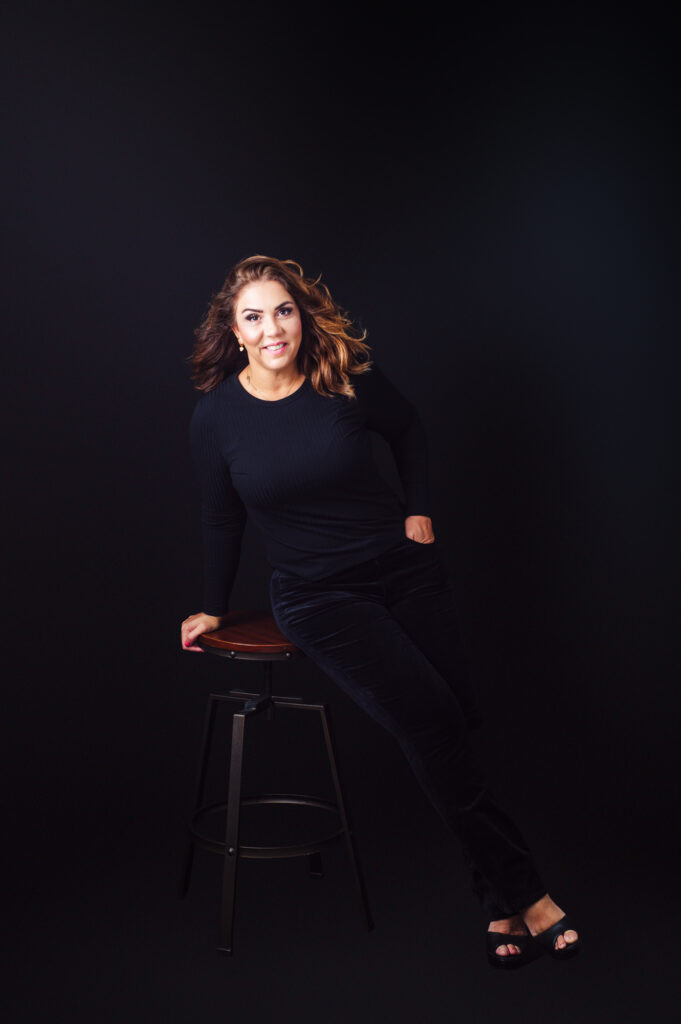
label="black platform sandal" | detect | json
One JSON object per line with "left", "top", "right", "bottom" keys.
{"left": 530, "top": 915, "right": 581, "bottom": 960}
{"left": 486, "top": 930, "right": 534, "bottom": 969}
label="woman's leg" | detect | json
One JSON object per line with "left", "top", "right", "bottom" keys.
{"left": 379, "top": 538, "right": 506, "bottom": 916}
{"left": 381, "top": 540, "right": 579, "bottom": 955}
{"left": 379, "top": 538, "right": 483, "bottom": 731}
{"left": 270, "top": 558, "right": 547, "bottom": 920}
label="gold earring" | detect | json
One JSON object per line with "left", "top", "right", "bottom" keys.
{"left": 237, "top": 338, "right": 244, "bottom": 352}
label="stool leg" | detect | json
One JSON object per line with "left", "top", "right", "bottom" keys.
{"left": 263, "top": 662, "right": 274, "bottom": 722}
{"left": 178, "top": 694, "right": 218, "bottom": 898}
{"left": 218, "top": 709, "right": 247, "bottom": 955}
{"left": 308, "top": 852, "right": 324, "bottom": 878}
{"left": 318, "top": 705, "right": 375, "bottom": 932}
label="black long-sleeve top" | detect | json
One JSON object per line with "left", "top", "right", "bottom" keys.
{"left": 189, "top": 363, "right": 430, "bottom": 616}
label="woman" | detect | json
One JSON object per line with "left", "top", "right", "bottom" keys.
{"left": 180, "top": 255, "right": 580, "bottom": 968}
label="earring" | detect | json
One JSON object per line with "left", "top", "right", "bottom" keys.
{"left": 237, "top": 338, "right": 244, "bottom": 352}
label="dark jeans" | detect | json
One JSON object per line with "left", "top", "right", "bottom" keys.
{"left": 269, "top": 535, "right": 546, "bottom": 918}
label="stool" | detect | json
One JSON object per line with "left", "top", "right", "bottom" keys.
{"left": 178, "top": 609, "right": 374, "bottom": 954}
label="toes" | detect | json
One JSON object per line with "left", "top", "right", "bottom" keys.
{"left": 494, "top": 933, "right": 527, "bottom": 957}
{"left": 553, "top": 928, "right": 579, "bottom": 950}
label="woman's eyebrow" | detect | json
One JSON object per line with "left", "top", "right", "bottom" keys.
{"left": 241, "top": 300, "right": 292, "bottom": 313}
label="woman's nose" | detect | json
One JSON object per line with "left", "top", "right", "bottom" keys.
{"left": 263, "top": 315, "right": 281, "bottom": 336}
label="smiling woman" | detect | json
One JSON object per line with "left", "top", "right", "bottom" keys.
{"left": 233, "top": 281, "right": 305, "bottom": 400}
{"left": 189, "top": 254, "right": 372, "bottom": 398}
{"left": 181, "top": 254, "right": 581, "bottom": 968}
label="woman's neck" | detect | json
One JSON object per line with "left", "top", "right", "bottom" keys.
{"left": 239, "top": 363, "right": 304, "bottom": 399}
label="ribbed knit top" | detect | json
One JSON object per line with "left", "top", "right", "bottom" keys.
{"left": 189, "top": 362, "right": 430, "bottom": 616}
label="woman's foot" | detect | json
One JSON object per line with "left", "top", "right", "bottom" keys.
{"left": 487, "top": 914, "right": 529, "bottom": 957}
{"left": 522, "top": 894, "right": 579, "bottom": 952}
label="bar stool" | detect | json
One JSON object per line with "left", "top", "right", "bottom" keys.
{"left": 178, "top": 609, "right": 374, "bottom": 954}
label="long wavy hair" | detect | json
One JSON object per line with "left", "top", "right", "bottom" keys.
{"left": 190, "top": 255, "right": 372, "bottom": 398}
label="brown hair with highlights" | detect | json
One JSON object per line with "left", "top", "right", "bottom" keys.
{"left": 190, "top": 255, "right": 372, "bottom": 398}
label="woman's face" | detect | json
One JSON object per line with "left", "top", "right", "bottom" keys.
{"left": 233, "top": 279, "right": 303, "bottom": 373}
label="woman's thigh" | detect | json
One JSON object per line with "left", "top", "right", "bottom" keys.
{"left": 269, "top": 569, "right": 469, "bottom": 748}
{"left": 380, "top": 540, "right": 482, "bottom": 729}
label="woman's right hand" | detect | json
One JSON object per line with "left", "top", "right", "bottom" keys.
{"left": 181, "top": 612, "right": 224, "bottom": 652}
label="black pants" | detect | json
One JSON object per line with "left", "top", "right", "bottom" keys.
{"left": 269, "top": 535, "right": 546, "bottom": 918}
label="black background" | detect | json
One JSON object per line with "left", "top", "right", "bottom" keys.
{"left": 3, "top": 1, "right": 679, "bottom": 1020}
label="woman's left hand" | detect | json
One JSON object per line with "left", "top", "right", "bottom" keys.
{"left": 404, "top": 515, "right": 435, "bottom": 543}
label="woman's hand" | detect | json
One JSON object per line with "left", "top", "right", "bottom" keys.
{"left": 404, "top": 515, "right": 435, "bottom": 543}
{"left": 181, "top": 612, "right": 224, "bottom": 652}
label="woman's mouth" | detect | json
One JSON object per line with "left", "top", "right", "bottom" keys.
{"left": 263, "top": 343, "right": 287, "bottom": 353}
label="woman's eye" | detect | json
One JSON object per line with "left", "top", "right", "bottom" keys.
{"left": 278, "top": 306, "right": 292, "bottom": 317}
{"left": 245, "top": 313, "right": 260, "bottom": 322}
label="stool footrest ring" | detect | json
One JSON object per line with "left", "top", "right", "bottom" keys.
{"left": 190, "top": 794, "right": 346, "bottom": 860}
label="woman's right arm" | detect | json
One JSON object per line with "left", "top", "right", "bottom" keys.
{"left": 182, "top": 396, "right": 247, "bottom": 652}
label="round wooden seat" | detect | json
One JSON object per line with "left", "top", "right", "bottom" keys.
{"left": 198, "top": 609, "right": 300, "bottom": 659}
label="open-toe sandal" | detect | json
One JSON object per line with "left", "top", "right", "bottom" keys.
{"left": 486, "top": 930, "right": 533, "bottom": 969}
{"left": 530, "top": 915, "right": 581, "bottom": 960}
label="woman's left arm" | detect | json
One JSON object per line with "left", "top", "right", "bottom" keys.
{"left": 357, "top": 363, "right": 434, "bottom": 542}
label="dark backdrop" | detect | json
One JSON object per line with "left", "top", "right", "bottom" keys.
{"left": 3, "top": 2, "right": 679, "bottom": 1020}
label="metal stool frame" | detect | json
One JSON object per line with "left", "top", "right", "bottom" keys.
{"left": 179, "top": 645, "right": 374, "bottom": 955}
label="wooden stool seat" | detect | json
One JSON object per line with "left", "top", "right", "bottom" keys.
{"left": 199, "top": 609, "right": 299, "bottom": 658}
